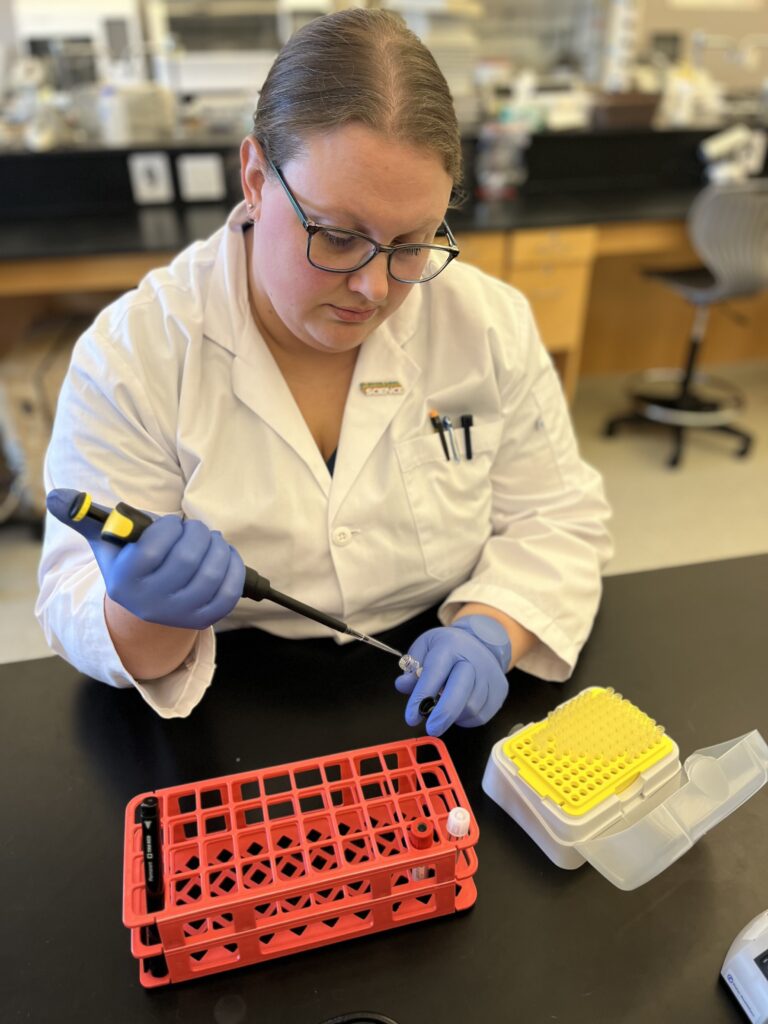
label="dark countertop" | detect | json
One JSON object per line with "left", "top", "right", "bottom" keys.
{"left": 0, "top": 188, "right": 700, "bottom": 263}
{"left": 2, "top": 555, "right": 767, "bottom": 1022}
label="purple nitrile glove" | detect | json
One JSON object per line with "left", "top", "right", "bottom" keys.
{"left": 46, "top": 488, "right": 245, "bottom": 630}
{"left": 394, "top": 614, "right": 511, "bottom": 736}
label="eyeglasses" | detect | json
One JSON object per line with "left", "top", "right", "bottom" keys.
{"left": 266, "top": 157, "right": 460, "bottom": 284}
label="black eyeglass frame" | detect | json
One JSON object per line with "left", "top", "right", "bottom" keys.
{"left": 266, "top": 157, "right": 460, "bottom": 284}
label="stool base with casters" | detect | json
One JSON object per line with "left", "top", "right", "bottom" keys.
{"left": 604, "top": 368, "right": 753, "bottom": 468}
{"left": 602, "top": 179, "right": 768, "bottom": 468}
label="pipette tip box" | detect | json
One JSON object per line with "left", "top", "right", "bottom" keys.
{"left": 483, "top": 686, "right": 768, "bottom": 889}
{"left": 123, "top": 737, "right": 477, "bottom": 986}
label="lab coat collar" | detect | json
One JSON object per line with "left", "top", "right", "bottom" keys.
{"left": 204, "top": 202, "right": 423, "bottom": 500}
{"left": 201, "top": 201, "right": 253, "bottom": 357}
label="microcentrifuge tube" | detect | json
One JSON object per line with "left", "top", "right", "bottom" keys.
{"left": 398, "top": 654, "right": 423, "bottom": 676}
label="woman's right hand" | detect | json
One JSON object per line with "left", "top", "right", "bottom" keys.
{"left": 48, "top": 499, "right": 245, "bottom": 630}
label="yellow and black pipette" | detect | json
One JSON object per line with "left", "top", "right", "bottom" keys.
{"left": 56, "top": 490, "right": 421, "bottom": 671}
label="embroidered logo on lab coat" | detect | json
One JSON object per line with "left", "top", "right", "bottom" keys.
{"left": 360, "top": 381, "right": 404, "bottom": 396}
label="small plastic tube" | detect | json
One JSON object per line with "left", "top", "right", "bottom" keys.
{"left": 398, "top": 654, "right": 423, "bottom": 676}
{"left": 446, "top": 807, "right": 471, "bottom": 839}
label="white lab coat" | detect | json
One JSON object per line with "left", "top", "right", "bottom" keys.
{"left": 37, "top": 202, "right": 613, "bottom": 718}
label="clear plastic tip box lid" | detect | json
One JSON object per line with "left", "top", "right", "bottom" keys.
{"left": 482, "top": 687, "right": 768, "bottom": 890}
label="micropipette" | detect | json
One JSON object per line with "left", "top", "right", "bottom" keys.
{"left": 49, "top": 490, "right": 423, "bottom": 675}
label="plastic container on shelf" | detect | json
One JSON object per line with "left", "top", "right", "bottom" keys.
{"left": 123, "top": 737, "right": 477, "bottom": 987}
{"left": 482, "top": 686, "right": 768, "bottom": 890}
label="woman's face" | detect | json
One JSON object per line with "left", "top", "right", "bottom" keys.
{"left": 241, "top": 124, "right": 454, "bottom": 357}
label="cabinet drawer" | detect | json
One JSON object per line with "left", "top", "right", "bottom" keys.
{"left": 454, "top": 231, "right": 507, "bottom": 278}
{"left": 510, "top": 226, "right": 597, "bottom": 267}
{"left": 507, "top": 264, "right": 592, "bottom": 352}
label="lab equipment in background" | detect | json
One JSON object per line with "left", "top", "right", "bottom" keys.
{"left": 482, "top": 686, "right": 768, "bottom": 890}
{"left": 277, "top": 0, "right": 330, "bottom": 45}
{"left": 384, "top": 0, "right": 481, "bottom": 128}
{"left": 474, "top": 118, "right": 530, "bottom": 200}
{"left": 699, "top": 123, "right": 768, "bottom": 184}
{"left": 97, "top": 82, "right": 176, "bottom": 146}
{"left": 144, "top": 0, "right": 288, "bottom": 97}
{"left": 474, "top": 66, "right": 594, "bottom": 199}
{"left": 657, "top": 64, "right": 725, "bottom": 128}
{"left": 49, "top": 489, "right": 422, "bottom": 675}
{"left": 13, "top": 4, "right": 146, "bottom": 86}
{"left": 474, "top": 92, "right": 532, "bottom": 201}
{"left": 3, "top": 56, "right": 64, "bottom": 149}
{"left": 122, "top": 737, "right": 478, "bottom": 986}
{"left": 722, "top": 911, "right": 768, "bottom": 1024}
{"left": 508, "top": 70, "right": 594, "bottom": 132}
{"left": 178, "top": 92, "right": 254, "bottom": 137}
{"left": 600, "top": 0, "right": 640, "bottom": 93}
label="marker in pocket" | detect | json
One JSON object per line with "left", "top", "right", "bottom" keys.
{"left": 460, "top": 414, "right": 474, "bottom": 460}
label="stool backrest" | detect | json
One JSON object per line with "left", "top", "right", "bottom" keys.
{"left": 688, "top": 179, "right": 768, "bottom": 298}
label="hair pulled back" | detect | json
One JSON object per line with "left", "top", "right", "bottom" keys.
{"left": 251, "top": 9, "right": 462, "bottom": 191}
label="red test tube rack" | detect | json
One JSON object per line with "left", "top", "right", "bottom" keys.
{"left": 122, "top": 737, "right": 478, "bottom": 986}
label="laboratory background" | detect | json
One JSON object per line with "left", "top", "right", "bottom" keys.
{"left": 1, "top": 2, "right": 768, "bottom": 1021}
{"left": 0, "top": 1, "right": 767, "bottom": 655}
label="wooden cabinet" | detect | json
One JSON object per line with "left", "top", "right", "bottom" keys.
{"left": 507, "top": 226, "right": 598, "bottom": 400}
{"left": 452, "top": 230, "right": 507, "bottom": 278}
{"left": 457, "top": 225, "right": 598, "bottom": 401}
{"left": 509, "top": 226, "right": 597, "bottom": 268}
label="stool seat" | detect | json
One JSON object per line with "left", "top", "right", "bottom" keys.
{"left": 603, "top": 180, "right": 768, "bottom": 468}
{"left": 643, "top": 266, "right": 717, "bottom": 304}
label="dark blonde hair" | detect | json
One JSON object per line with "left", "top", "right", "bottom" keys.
{"left": 251, "top": 9, "right": 463, "bottom": 194}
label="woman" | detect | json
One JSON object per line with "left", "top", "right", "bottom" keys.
{"left": 37, "top": 10, "right": 612, "bottom": 732}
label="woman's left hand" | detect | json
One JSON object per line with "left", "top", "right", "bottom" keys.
{"left": 394, "top": 614, "right": 512, "bottom": 736}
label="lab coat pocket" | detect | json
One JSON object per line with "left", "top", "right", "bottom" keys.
{"left": 395, "top": 419, "right": 504, "bottom": 581}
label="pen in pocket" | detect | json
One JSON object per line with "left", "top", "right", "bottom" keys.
{"left": 442, "top": 416, "right": 461, "bottom": 462}
{"left": 429, "top": 409, "right": 450, "bottom": 461}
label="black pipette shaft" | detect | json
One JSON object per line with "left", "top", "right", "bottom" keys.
{"left": 66, "top": 491, "right": 392, "bottom": 647}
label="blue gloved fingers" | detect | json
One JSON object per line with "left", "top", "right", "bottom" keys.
{"left": 111, "top": 515, "right": 184, "bottom": 579}
{"left": 164, "top": 529, "right": 232, "bottom": 611}
{"left": 397, "top": 622, "right": 511, "bottom": 733}
{"left": 143, "top": 519, "right": 214, "bottom": 594}
{"left": 403, "top": 632, "right": 431, "bottom": 666}
{"left": 184, "top": 546, "right": 246, "bottom": 630}
{"left": 403, "top": 641, "right": 461, "bottom": 727}
{"left": 454, "top": 674, "right": 493, "bottom": 727}
{"left": 423, "top": 660, "right": 477, "bottom": 737}
{"left": 394, "top": 671, "right": 418, "bottom": 695}
{"left": 106, "top": 516, "right": 187, "bottom": 612}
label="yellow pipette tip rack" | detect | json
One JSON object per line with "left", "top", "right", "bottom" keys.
{"left": 501, "top": 686, "right": 675, "bottom": 816}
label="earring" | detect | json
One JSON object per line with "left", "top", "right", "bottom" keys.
{"left": 246, "top": 201, "right": 255, "bottom": 221}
